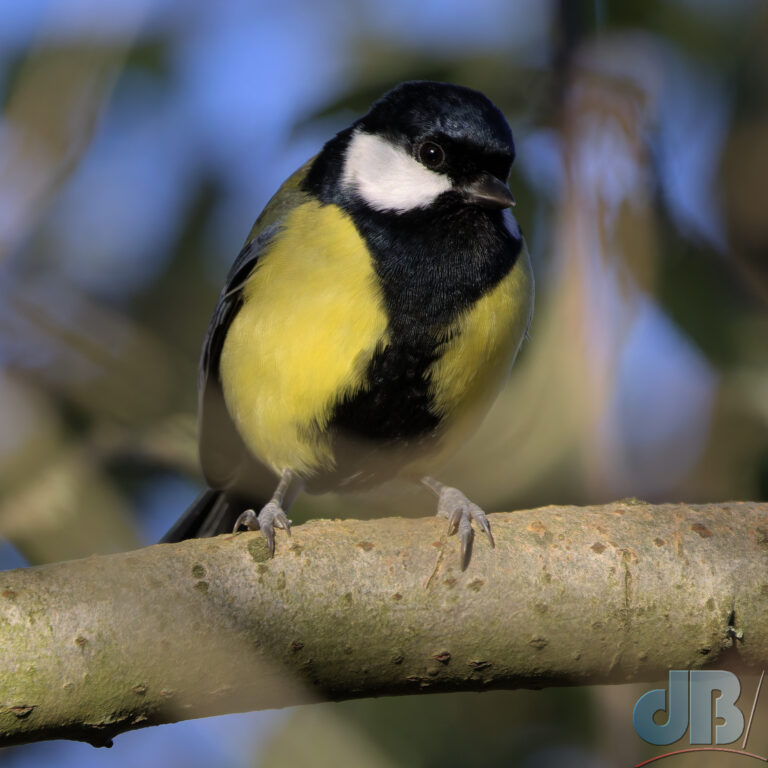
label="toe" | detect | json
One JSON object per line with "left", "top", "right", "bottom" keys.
{"left": 257, "top": 501, "right": 289, "bottom": 555}
{"left": 446, "top": 506, "right": 463, "bottom": 535}
{"left": 432, "top": 485, "right": 495, "bottom": 568}
{"left": 232, "top": 509, "right": 258, "bottom": 534}
{"left": 261, "top": 523, "right": 275, "bottom": 557}
{"left": 471, "top": 507, "right": 495, "bottom": 548}
{"left": 458, "top": 515, "right": 473, "bottom": 571}
{"left": 274, "top": 510, "right": 292, "bottom": 536}
{"left": 438, "top": 488, "right": 465, "bottom": 535}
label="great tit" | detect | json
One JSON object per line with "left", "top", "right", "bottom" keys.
{"left": 162, "top": 81, "right": 534, "bottom": 569}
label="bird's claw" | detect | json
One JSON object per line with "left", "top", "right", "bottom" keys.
{"left": 437, "top": 487, "right": 494, "bottom": 570}
{"left": 233, "top": 501, "right": 292, "bottom": 557}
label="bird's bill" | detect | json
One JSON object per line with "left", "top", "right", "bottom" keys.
{"left": 462, "top": 172, "right": 516, "bottom": 209}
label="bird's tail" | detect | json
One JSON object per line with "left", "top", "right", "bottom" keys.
{"left": 159, "top": 489, "right": 248, "bottom": 543}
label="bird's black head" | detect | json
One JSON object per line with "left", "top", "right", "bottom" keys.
{"left": 306, "top": 81, "right": 517, "bottom": 214}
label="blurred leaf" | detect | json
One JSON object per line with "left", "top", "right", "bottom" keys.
{"left": 122, "top": 37, "right": 172, "bottom": 79}
{"left": 0, "top": 44, "right": 130, "bottom": 259}
{"left": 0, "top": 445, "right": 139, "bottom": 563}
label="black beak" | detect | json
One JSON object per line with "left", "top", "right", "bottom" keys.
{"left": 462, "top": 172, "right": 516, "bottom": 210}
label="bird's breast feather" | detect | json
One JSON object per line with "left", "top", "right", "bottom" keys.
{"left": 219, "top": 200, "right": 389, "bottom": 475}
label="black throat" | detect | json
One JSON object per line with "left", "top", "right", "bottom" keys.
{"left": 303, "top": 130, "right": 522, "bottom": 335}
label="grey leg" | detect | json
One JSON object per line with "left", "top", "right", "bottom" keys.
{"left": 233, "top": 469, "right": 300, "bottom": 556}
{"left": 422, "top": 476, "right": 495, "bottom": 570}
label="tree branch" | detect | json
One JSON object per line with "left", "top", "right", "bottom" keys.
{"left": 1, "top": 501, "right": 766, "bottom": 748}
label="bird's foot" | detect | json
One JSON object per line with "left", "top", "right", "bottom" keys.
{"left": 232, "top": 500, "right": 291, "bottom": 556}
{"left": 435, "top": 486, "right": 495, "bottom": 570}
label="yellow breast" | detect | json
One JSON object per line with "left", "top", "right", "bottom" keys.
{"left": 219, "top": 201, "right": 389, "bottom": 475}
{"left": 425, "top": 245, "right": 534, "bottom": 461}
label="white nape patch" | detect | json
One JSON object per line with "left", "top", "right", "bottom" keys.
{"left": 341, "top": 130, "right": 452, "bottom": 213}
{"left": 502, "top": 207, "right": 522, "bottom": 240}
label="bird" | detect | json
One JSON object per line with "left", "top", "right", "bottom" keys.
{"left": 161, "top": 80, "right": 534, "bottom": 570}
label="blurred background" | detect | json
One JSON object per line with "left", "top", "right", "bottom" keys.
{"left": 1, "top": 0, "right": 767, "bottom": 765}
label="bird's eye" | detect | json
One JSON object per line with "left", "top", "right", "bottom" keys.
{"left": 418, "top": 141, "right": 445, "bottom": 169}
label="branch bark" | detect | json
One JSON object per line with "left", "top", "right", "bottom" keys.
{"left": 1, "top": 501, "right": 766, "bottom": 748}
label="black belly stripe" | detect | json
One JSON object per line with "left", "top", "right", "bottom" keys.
{"left": 326, "top": 195, "right": 522, "bottom": 445}
{"left": 329, "top": 338, "right": 441, "bottom": 443}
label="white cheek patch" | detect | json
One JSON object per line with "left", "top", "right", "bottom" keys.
{"left": 341, "top": 130, "right": 452, "bottom": 213}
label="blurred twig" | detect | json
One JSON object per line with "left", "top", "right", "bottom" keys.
{"left": 0, "top": 2, "right": 151, "bottom": 259}
{"left": 0, "top": 500, "right": 765, "bottom": 747}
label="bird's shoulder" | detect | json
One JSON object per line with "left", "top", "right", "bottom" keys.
{"left": 199, "top": 157, "right": 316, "bottom": 380}
{"left": 225, "top": 157, "right": 317, "bottom": 296}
